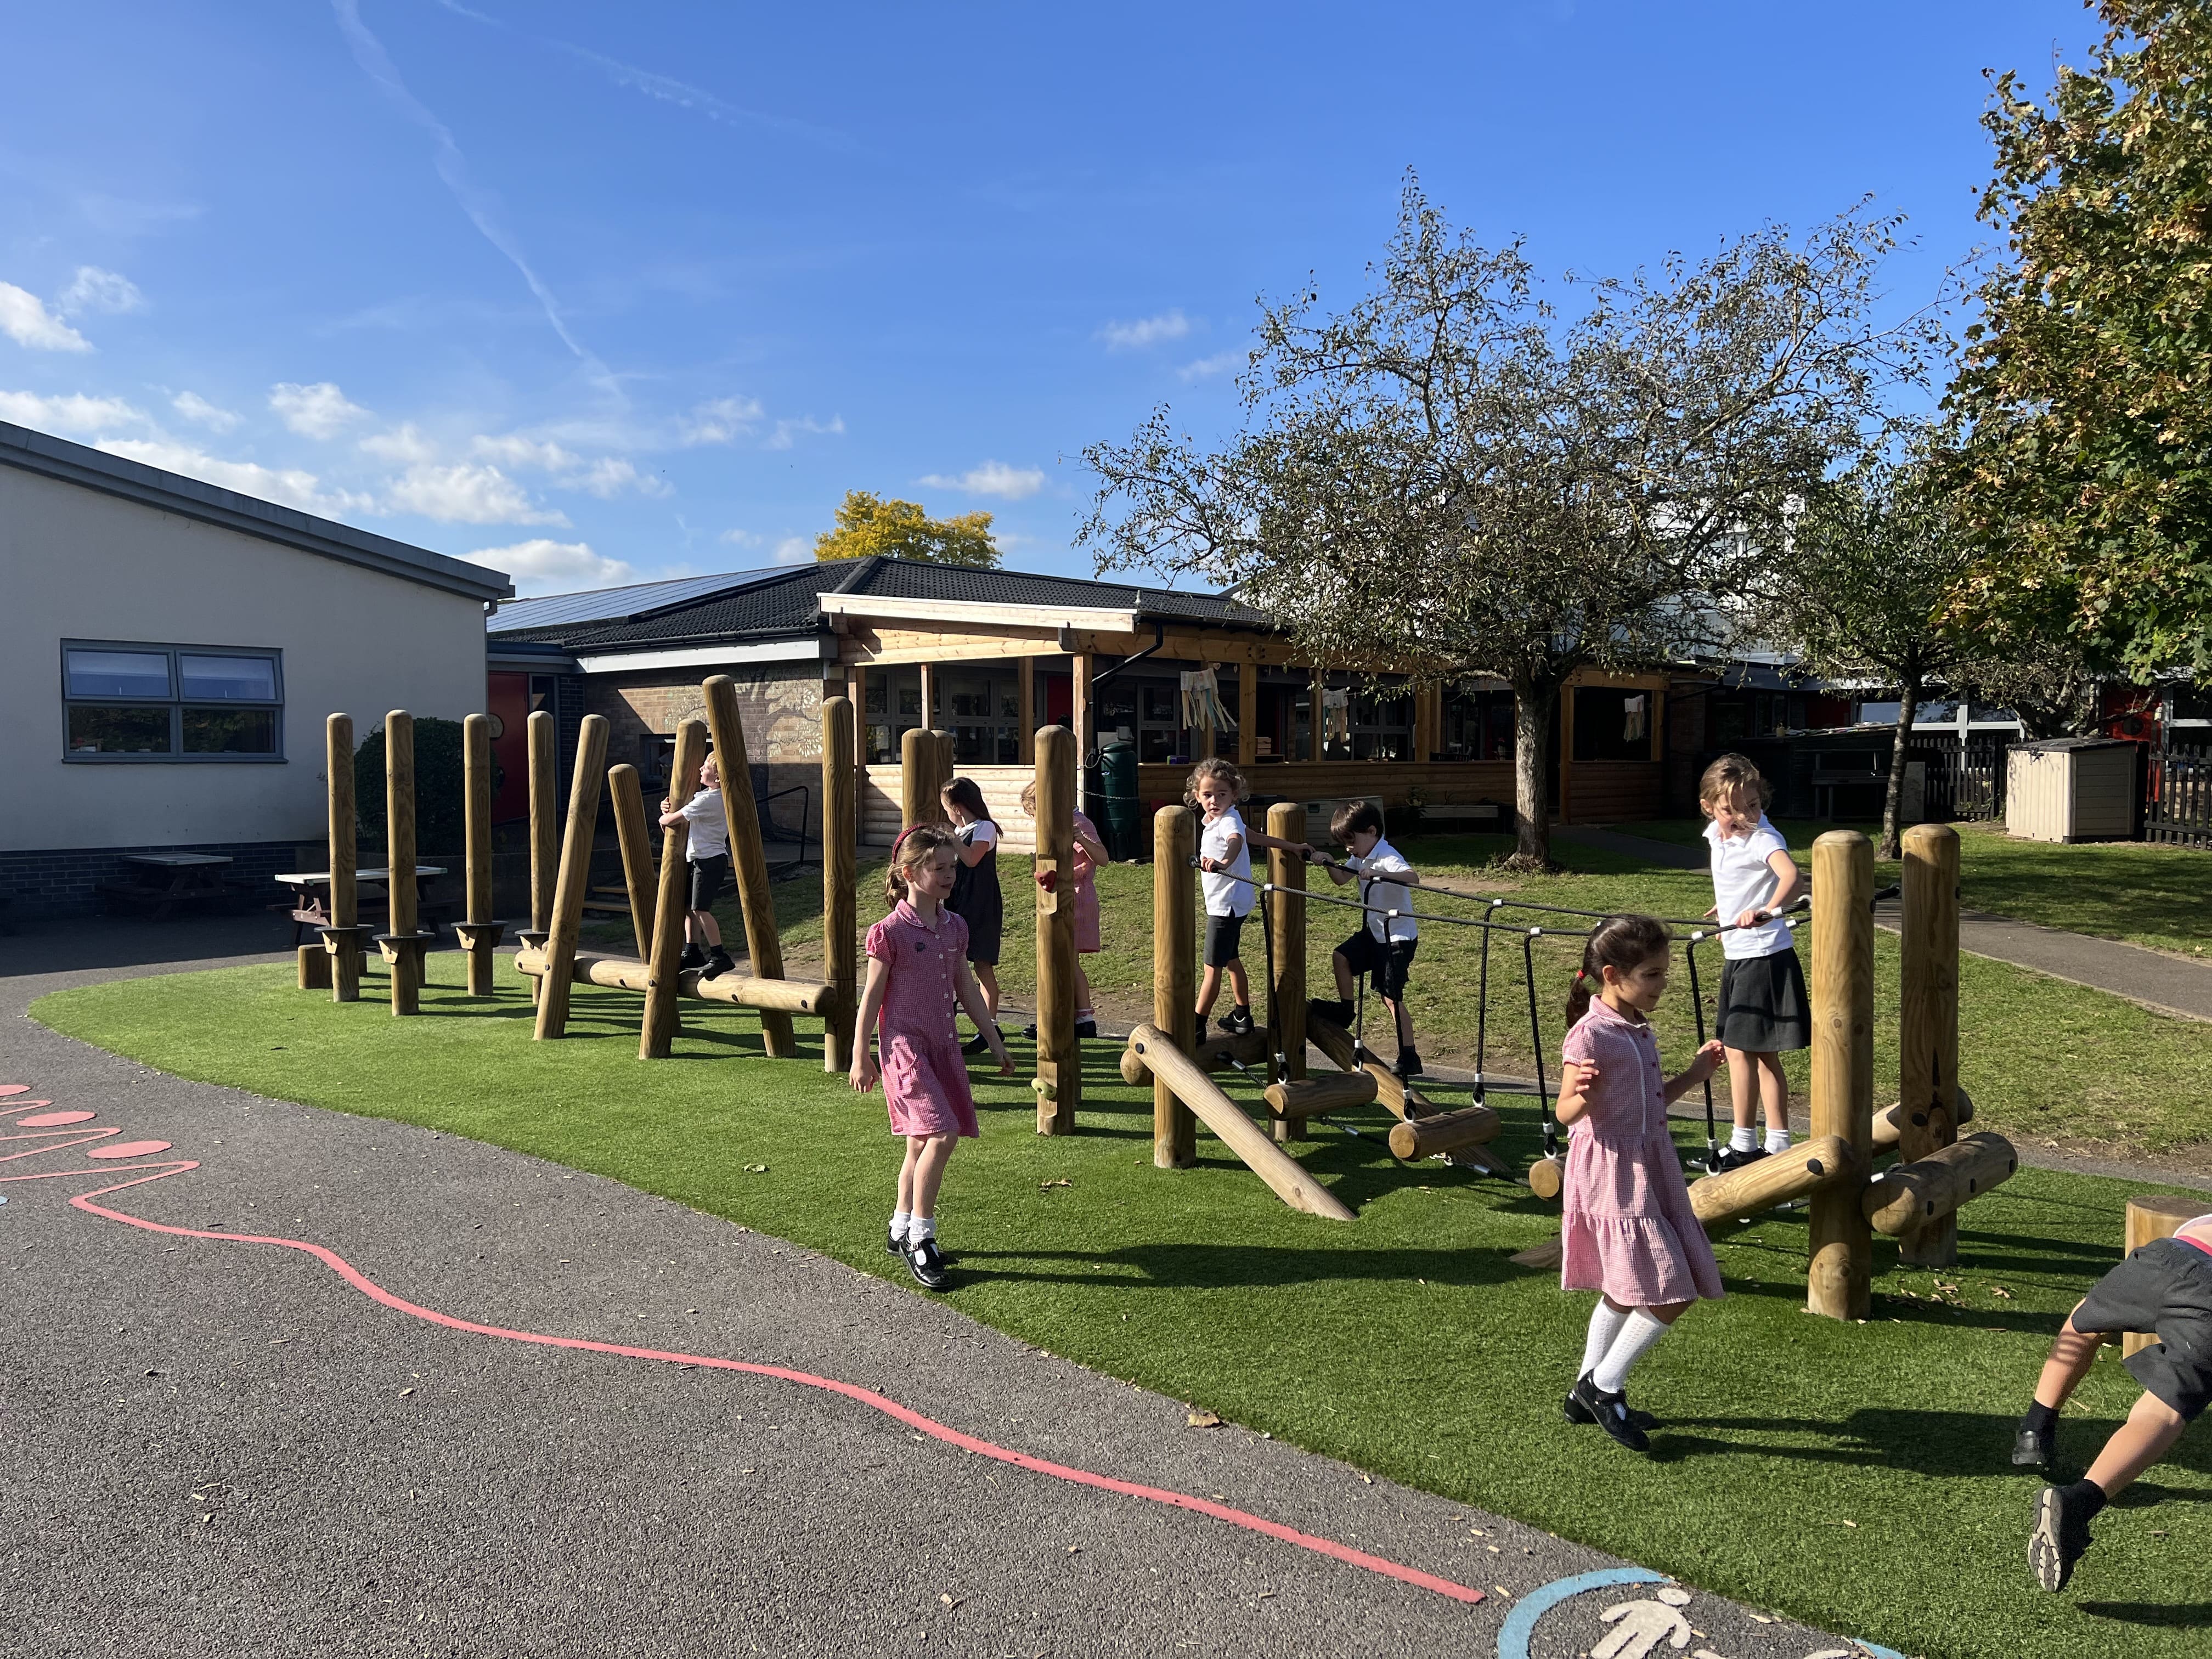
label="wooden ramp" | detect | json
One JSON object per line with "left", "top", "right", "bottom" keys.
{"left": 1128, "top": 1025, "right": 1354, "bottom": 1221}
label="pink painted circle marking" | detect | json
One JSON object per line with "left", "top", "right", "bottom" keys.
{"left": 19, "top": 1110, "right": 94, "bottom": 1127}
{"left": 87, "top": 1140, "right": 173, "bottom": 1159}
{"left": 0, "top": 1085, "right": 30, "bottom": 1096}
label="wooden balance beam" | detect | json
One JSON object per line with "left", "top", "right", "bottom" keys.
{"left": 1688, "top": 1134, "right": 1859, "bottom": 1232}
{"left": 1871, "top": 1086, "right": 1974, "bottom": 1153}
{"left": 1119, "top": 1026, "right": 1268, "bottom": 1086}
{"left": 1861, "top": 1131, "right": 2018, "bottom": 1237}
{"left": 516, "top": 949, "right": 836, "bottom": 1017}
{"left": 1127, "top": 1024, "right": 1353, "bottom": 1221}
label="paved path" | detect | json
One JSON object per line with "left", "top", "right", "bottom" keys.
{"left": 1, "top": 924, "right": 1892, "bottom": 1659}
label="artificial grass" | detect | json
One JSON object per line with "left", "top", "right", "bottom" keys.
{"left": 34, "top": 963, "right": 2210, "bottom": 1659}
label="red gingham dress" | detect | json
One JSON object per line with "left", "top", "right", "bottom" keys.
{"left": 864, "top": 901, "right": 980, "bottom": 1139}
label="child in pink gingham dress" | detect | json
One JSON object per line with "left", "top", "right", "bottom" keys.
{"left": 1555, "top": 913, "right": 1726, "bottom": 1452}
{"left": 850, "top": 825, "right": 1012, "bottom": 1290}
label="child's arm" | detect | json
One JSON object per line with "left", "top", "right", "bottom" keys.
{"left": 1661, "top": 1040, "right": 1726, "bottom": 1103}
{"left": 848, "top": 957, "right": 889, "bottom": 1091}
{"left": 1762, "top": 850, "right": 1804, "bottom": 915}
{"left": 958, "top": 836, "right": 992, "bottom": 870}
{"left": 1198, "top": 830, "right": 1245, "bottom": 872}
{"left": 1072, "top": 823, "right": 1109, "bottom": 867}
{"left": 953, "top": 958, "right": 1015, "bottom": 1074}
{"left": 1555, "top": 1060, "right": 1600, "bottom": 1126}
{"left": 1243, "top": 827, "right": 1305, "bottom": 855}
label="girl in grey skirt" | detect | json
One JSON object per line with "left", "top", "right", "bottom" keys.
{"left": 942, "top": 777, "right": 1004, "bottom": 1055}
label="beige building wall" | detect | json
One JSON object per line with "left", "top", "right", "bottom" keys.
{"left": 1, "top": 466, "right": 490, "bottom": 853}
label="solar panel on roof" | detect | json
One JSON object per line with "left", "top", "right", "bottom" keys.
{"left": 489, "top": 569, "right": 774, "bottom": 634}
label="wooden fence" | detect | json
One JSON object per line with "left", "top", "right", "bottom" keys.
{"left": 2146, "top": 743, "right": 2211, "bottom": 849}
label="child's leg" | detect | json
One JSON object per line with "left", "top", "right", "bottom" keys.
{"left": 1385, "top": 995, "right": 1414, "bottom": 1047}
{"left": 909, "top": 1133, "right": 956, "bottom": 1223}
{"left": 2032, "top": 1304, "right": 2105, "bottom": 1413}
{"left": 1756, "top": 1052, "right": 1790, "bottom": 1144}
{"left": 1195, "top": 963, "right": 1223, "bottom": 1019}
{"left": 1723, "top": 1046, "right": 1758, "bottom": 1149}
{"left": 973, "top": 962, "right": 998, "bottom": 1020}
{"left": 1592, "top": 1299, "right": 1691, "bottom": 1393}
{"left": 686, "top": 909, "right": 723, "bottom": 947}
{"left": 895, "top": 1136, "right": 924, "bottom": 1217}
{"left": 1332, "top": 950, "right": 1357, "bottom": 1001}
{"left": 2084, "top": 1391, "right": 2190, "bottom": 1498}
{"left": 1074, "top": 960, "right": 1093, "bottom": 1019}
{"left": 1225, "top": 957, "right": 1250, "bottom": 1009}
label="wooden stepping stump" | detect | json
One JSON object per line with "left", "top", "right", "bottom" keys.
{"left": 2123, "top": 1193, "right": 2210, "bottom": 1359}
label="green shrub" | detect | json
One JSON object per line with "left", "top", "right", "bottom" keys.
{"left": 353, "top": 717, "right": 490, "bottom": 857}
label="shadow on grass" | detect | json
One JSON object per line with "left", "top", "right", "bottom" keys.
{"left": 951, "top": 1240, "right": 1528, "bottom": 1291}
{"left": 2079, "top": 1602, "right": 2212, "bottom": 1627}
{"left": 1652, "top": 1408, "right": 2212, "bottom": 1485}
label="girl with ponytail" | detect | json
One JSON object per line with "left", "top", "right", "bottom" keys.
{"left": 1554, "top": 913, "right": 1727, "bottom": 1453}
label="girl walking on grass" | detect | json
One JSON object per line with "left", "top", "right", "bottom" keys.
{"left": 849, "top": 825, "right": 1013, "bottom": 1291}
{"left": 941, "top": 777, "right": 1005, "bottom": 1056}
{"left": 1019, "top": 778, "right": 1109, "bottom": 1040}
{"left": 1556, "top": 913, "right": 1728, "bottom": 1452}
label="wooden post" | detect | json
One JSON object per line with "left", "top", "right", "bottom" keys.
{"left": 822, "top": 696, "right": 858, "bottom": 1074}
{"left": 1267, "top": 802, "right": 1308, "bottom": 1143}
{"left": 453, "top": 713, "right": 505, "bottom": 997}
{"left": 900, "top": 728, "right": 937, "bottom": 831}
{"left": 534, "top": 713, "right": 610, "bottom": 1040}
{"left": 1238, "top": 666, "right": 1259, "bottom": 765}
{"left": 1808, "top": 829, "right": 1875, "bottom": 1320}
{"left": 1898, "top": 822, "right": 1962, "bottom": 1266}
{"left": 1034, "top": 724, "right": 1080, "bottom": 1134}
{"left": 381, "top": 711, "right": 424, "bottom": 1016}
{"left": 2124, "top": 1195, "right": 2207, "bottom": 1357}
{"left": 642, "top": 719, "right": 708, "bottom": 1059}
{"left": 608, "top": 764, "right": 658, "bottom": 960}
{"left": 932, "top": 731, "right": 955, "bottom": 819}
{"left": 918, "top": 662, "right": 938, "bottom": 734}
{"left": 1154, "top": 804, "right": 1197, "bottom": 1167}
{"left": 1071, "top": 652, "right": 1093, "bottom": 814}
{"left": 297, "top": 944, "right": 331, "bottom": 990}
{"left": 703, "top": 675, "right": 795, "bottom": 1058}
{"left": 520, "top": 709, "right": 558, "bottom": 1003}
{"left": 1018, "top": 657, "right": 1036, "bottom": 765}
{"left": 324, "top": 712, "right": 361, "bottom": 1003}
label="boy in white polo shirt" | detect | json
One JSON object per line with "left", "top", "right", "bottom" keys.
{"left": 1310, "top": 800, "right": 1424, "bottom": 1076}
{"left": 658, "top": 751, "right": 736, "bottom": 979}
{"left": 1699, "top": 753, "right": 1807, "bottom": 1171}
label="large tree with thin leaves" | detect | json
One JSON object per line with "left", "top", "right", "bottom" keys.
{"left": 1081, "top": 178, "right": 1943, "bottom": 865}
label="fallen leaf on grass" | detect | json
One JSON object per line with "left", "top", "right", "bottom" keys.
{"left": 743, "top": 1164, "right": 769, "bottom": 1174}
{"left": 1991, "top": 1285, "right": 2013, "bottom": 1299}
{"left": 1839, "top": 1519, "right": 1858, "bottom": 1528}
{"left": 1187, "top": 1410, "right": 1222, "bottom": 1429}
{"left": 1039, "top": 1178, "right": 1072, "bottom": 1190}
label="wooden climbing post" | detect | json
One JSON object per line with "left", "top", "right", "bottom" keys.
{"left": 454, "top": 712, "right": 506, "bottom": 997}
{"left": 1267, "top": 801, "right": 1307, "bottom": 1143}
{"left": 1034, "top": 725, "right": 1080, "bottom": 1134}
{"left": 1898, "top": 822, "right": 1961, "bottom": 1266}
{"left": 323, "top": 712, "right": 362, "bottom": 1003}
{"left": 1808, "top": 829, "right": 1875, "bottom": 1320}
{"left": 608, "top": 763, "right": 658, "bottom": 960}
{"left": 822, "top": 695, "right": 858, "bottom": 1074}
{"left": 901, "top": 728, "right": 936, "bottom": 831}
{"left": 520, "top": 708, "right": 558, "bottom": 1003}
{"left": 379, "top": 710, "right": 430, "bottom": 1016}
{"left": 703, "top": 675, "right": 795, "bottom": 1058}
{"left": 642, "top": 719, "right": 708, "bottom": 1059}
{"left": 534, "top": 713, "right": 610, "bottom": 1040}
{"left": 1154, "top": 803, "right": 1197, "bottom": 1168}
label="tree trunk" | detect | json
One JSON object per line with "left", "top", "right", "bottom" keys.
{"left": 1880, "top": 677, "right": 1920, "bottom": 860}
{"left": 1510, "top": 681, "right": 1555, "bottom": 868}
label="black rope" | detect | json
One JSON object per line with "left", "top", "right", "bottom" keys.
{"left": 1474, "top": 900, "right": 1497, "bottom": 1104}
{"left": 1523, "top": 930, "right": 1557, "bottom": 1163}
{"left": 1352, "top": 870, "right": 1372, "bottom": 1066}
{"left": 1684, "top": 932, "right": 1718, "bottom": 1171}
{"left": 1259, "top": 868, "right": 1285, "bottom": 1081}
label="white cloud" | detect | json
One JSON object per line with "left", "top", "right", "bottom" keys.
{"left": 682, "top": 396, "right": 764, "bottom": 445}
{"left": 1178, "top": 351, "right": 1242, "bottom": 382}
{"left": 96, "top": 437, "right": 373, "bottom": 516}
{"left": 0, "top": 283, "right": 91, "bottom": 351}
{"left": 0, "top": 390, "right": 145, "bottom": 436}
{"left": 385, "top": 461, "right": 566, "bottom": 525}
{"left": 766, "top": 414, "right": 844, "bottom": 451}
{"left": 270, "top": 380, "right": 369, "bottom": 439}
{"left": 470, "top": 432, "right": 578, "bottom": 471}
{"left": 918, "top": 459, "right": 1046, "bottom": 500}
{"left": 171, "top": 391, "right": 239, "bottom": 432}
{"left": 771, "top": 536, "right": 812, "bottom": 565}
{"left": 468, "top": 433, "right": 668, "bottom": 498}
{"left": 576, "top": 455, "right": 670, "bottom": 498}
{"left": 1098, "top": 309, "right": 1191, "bottom": 351}
{"left": 719, "top": 528, "right": 764, "bottom": 548}
{"left": 360, "top": 422, "right": 439, "bottom": 463}
{"left": 462, "top": 538, "right": 634, "bottom": 596}
{"left": 59, "top": 266, "right": 144, "bottom": 317}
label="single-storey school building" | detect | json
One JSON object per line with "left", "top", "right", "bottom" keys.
{"left": 0, "top": 421, "right": 512, "bottom": 917}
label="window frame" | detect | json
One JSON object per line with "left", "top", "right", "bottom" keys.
{"left": 60, "top": 637, "right": 286, "bottom": 764}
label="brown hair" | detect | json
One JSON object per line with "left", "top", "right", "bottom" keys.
{"left": 1183, "top": 756, "right": 1244, "bottom": 808}
{"left": 941, "top": 776, "right": 991, "bottom": 825}
{"left": 885, "top": 823, "right": 958, "bottom": 907}
{"left": 1330, "top": 799, "right": 1384, "bottom": 842}
{"left": 1699, "top": 752, "right": 1772, "bottom": 810}
{"left": 1564, "top": 913, "right": 1672, "bottom": 1026}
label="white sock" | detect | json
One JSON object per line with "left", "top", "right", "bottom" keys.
{"left": 909, "top": 1216, "right": 936, "bottom": 1244}
{"left": 1765, "top": 1128, "right": 1793, "bottom": 1155}
{"left": 1592, "top": 1310, "right": 1672, "bottom": 1395}
{"left": 1580, "top": 1301, "right": 1630, "bottom": 1379}
{"left": 890, "top": 1210, "right": 910, "bottom": 1242}
{"left": 1729, "top": 1126, "right": 1757, "bottom": 1153}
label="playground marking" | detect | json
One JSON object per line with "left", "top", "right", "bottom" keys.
{"left": 1497, "top": 1566, "right": 1907, "bottom": 1659}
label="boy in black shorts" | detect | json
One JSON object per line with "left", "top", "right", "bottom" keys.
{"left": 659, "top": 752, "right": 736, "bottom": 979}
{"left": 1307, "top": 801, "right": 1423, "bottom": 1077}
{"left": 2015, "top": 1209, "right": 2212, "bottom": 1589}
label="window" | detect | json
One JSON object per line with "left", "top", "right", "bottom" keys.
{"left": 1572, "top": 687, "right": 1657, "bottom": 762}
{"left": 62, "top": 640, "right": 283, "bottom": 761}
{"left": 1443, "top": 686, "right": 1515, "bottom": 760}
{"left": 1351, "top": 684, "right": 1413, "bottom": 761}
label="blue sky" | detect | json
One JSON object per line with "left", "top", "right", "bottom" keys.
{"left": 1, "top": 2, "right": 2096, "bottom": 596}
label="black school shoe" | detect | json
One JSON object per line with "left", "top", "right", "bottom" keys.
{"left": 1564, "top": 1374, "right": 1650, "bottom": 1452}
{"left": 886, "top": 1224, "right": 902, "bottom": 1256}
{"left": 961, "top": 1028, "right": 996, "bottom": 1057}
{"left": 1394, "top": 1046, "right": 1424, "bottom": 1079}
{"left": 703, "top": 946, "right": 736, "bottom": 978}
{"left": 1306, "top": 997, "right": 1355, "bottom": 1030}
{"left": 2012, "top": 1421, "right": 2055, "bottom": 1470}
{"left": 1220, "top": 1006, "right": 1255, "bottom": 1037}
{"left": 1709, "top": 1144, "right": 1770, "bottom": 1174}
{"left": 1564, "top": 1373, "right": 1659, "bottom": 1433}
{"left": 2030, "top": 1482, "right": 2098, "bottom": 1591}
{"left": 905, "top": 1235, "right": 951, "bottom": 1291}
{"left": 678, "top": 943, "right": 707, "bottom": 970}
{"left": 1075, "top": 1017, "right": 1098, "bottom": 1040}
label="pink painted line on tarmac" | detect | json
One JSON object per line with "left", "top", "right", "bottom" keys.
{"left": 32, "top": 1158, "right": 1483, "bottom": 1609}
{"left": 18, "top": 1111, "right": 95, "bottom": 1127}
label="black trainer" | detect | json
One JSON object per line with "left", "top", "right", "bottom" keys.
{"left": 961, "top": 1029, "right": 994, "bottom": 1057}
{"left": 1306, "top": 997, "right": 1354, "bottom": 1030}
{"left": 1074, "top": 1018, "right": 1098, "bottom": 1040}
{"left": 2012, "top": 1422, "right": 2055, "bottom": 1470}
{"left": 905, "top": 1235, "right": 951, "bottom": 1291}
{"left": 1565, "top": 1374, "right": 1649, "bottom": 1452}
{"left": 703, "top": 946, "right": 736, "bottom": 979}
{"left": 1221, "top": 1006, "right": 1255, "bottom": 1037}
{"left": 1395, "top": 1046, "right": 1424, "bottom": 1079}
{"left": 2030, "top": 1482, "right": 2097, "bottom": 1591}
{"left": 678, "top": 943, "right": 707, "bottom": 971}
{"left": 1563, "top": 1373, "right": 1658, "bottom": 1432}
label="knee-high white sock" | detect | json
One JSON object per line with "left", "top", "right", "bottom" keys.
{"left": 1592, "top": 1310, "right": 1672, "bottom": 1395}
{"left": 1579, "top": 1301, "right": 1630, "bottom": 1379}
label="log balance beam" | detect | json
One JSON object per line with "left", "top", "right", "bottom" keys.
{"left": 1861, "top": 1131, "right": 2018, "bottom": 1236}
{"left": 1127, "top": 1024, "right": 1353, "bottom": 1221}
{"left": 517, "top": 948, "right": 836, "bottom": 1017}
{"left": 1688, "top": 1135, "right": 1859, "bottom": 1232}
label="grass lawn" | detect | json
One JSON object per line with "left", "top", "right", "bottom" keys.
{"left": 33, "top": 963, "right": 2209, "bottom": 1659}
{"left": 1612, "top": 816, "right": 2212, "bottom": 961}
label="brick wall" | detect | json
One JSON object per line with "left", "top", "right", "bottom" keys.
{"left": 588, "top": 665, "right": 824, "bottom": 780}
{"left": 1, "top": 838, "right": 317, "bottom": 919}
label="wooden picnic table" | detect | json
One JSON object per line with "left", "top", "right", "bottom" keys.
{"left": 101, "top": 853, "right": 239, "bottom": 921}
{"left": 274, "top": 867, "right": 450, "bottom": 946}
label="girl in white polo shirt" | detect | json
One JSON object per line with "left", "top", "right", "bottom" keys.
{"left": 1698, "top": 753, "right": 1807, "bottom": 1172}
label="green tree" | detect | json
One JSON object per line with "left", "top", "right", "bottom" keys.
{"left": 814, "top": 490, "right": 1000, "bottom": 567}
{"left": 1949, "top": 1, "right": 2212, "bottom": 675}
{"left": 1082, "top": 178, "right": 1939, "bottom": 866}
{"left": 354, "top": 718, "right": 480, "bottom": 859}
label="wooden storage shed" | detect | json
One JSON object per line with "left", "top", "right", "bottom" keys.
{"left": 2005, "top": 738, "right": 2141, "bottom": 844}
